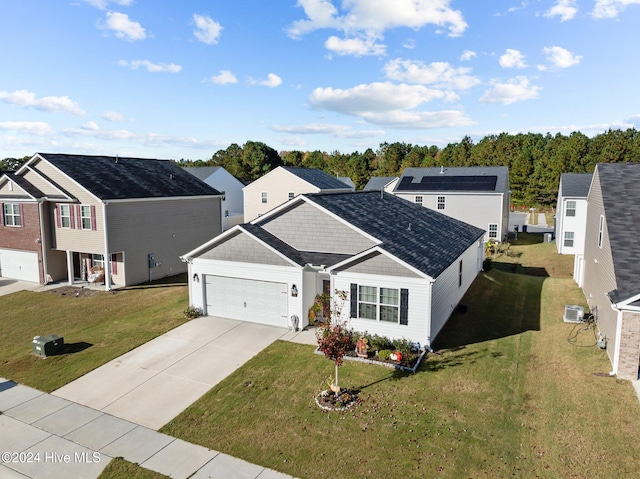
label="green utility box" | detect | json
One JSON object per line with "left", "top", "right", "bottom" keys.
{"left": 32, "top": 335, "right": 65, "bottom": 357}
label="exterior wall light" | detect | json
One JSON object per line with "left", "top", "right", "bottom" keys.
{"left": 291, "top": 284, "right": 298, "bottom": 297}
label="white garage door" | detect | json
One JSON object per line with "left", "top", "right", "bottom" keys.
{"left": 205, "top": 276, "right": 288, "bottom": 327}
{"left": 0, "top": 249, "right": 40, "bottom": 283}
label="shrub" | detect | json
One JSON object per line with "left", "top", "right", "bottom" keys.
{"left": 392, "top": 338, "right": 413, "bottom": 356}
{"left": 183, "top": 306, "right": 202, "bottom": 319}
{"left": 377, "top": 349, "right": 392, "bottom": 360}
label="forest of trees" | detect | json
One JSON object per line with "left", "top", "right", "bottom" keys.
{"left": 4, "top": 129, "right": 640, "bottom": 207}
{"left": 178, "top": 129, "right": 640, "bottom": 207}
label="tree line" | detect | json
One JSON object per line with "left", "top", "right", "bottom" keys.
{"left": 4, "top": 129, "right": 639, "bottom": 206}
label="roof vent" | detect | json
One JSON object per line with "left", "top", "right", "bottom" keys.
{"left": 440, "top": 166, "right": 444, "bottom": 174}
{"left": 115, "top": 155, "right": 119, "bottom": 164}
{"left": 407, "top": 222, "right": 412, "bottom": 231}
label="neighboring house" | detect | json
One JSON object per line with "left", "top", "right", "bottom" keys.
{"left": 182, "top": 191, "right": 485, "bottom": 347}
{"left": 182, "top": 166, "right": 244, "bottom": 230}
{"left": 555, "top": 173, "right": 593, "bottom": 286}
{"left": 0, "top": 153, "right": 222, "bottom": 289}
{"left": 363, "top": 176, "right": 399, "bottom": 193}
{"left": 337, "top": 176, "right": 356, "bottom": 189}
{"left": 581, "top": 162, "right": 640, "bottom": 380}
{"left": 391, "top": 166, "right": 510, "bottom": 243}
{"left": 243, "top": 166, "right": 354, "bottom": 221}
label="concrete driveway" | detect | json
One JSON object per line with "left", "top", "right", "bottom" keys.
{"left": 0, "top": 277, "right": 41, "bottom": 296}
{"left": 53, "top": 316, "right": 311, "bottom": 430}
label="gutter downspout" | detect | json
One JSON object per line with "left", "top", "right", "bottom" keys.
{"left": 37, "top": 199, "right": 48, "bottom": 284}
{"left": 102, "top": 201, "right": 112, "bottom": 291}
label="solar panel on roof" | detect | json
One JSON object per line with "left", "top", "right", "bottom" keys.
{"left": 396, "top": 175, "right": 497, "bottom": 192}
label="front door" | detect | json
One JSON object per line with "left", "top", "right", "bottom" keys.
{"left": 322, "top": 279, "right": 331, "bottom": 320}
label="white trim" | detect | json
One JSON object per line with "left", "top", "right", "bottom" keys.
{"left": 22, "top": 154, "right": 89, "bottom": 201}
{"left": 0, "top": 174, "right": 40, "bottom": 201}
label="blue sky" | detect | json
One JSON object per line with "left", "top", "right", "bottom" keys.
{"left": 1, "top": 0, "right": 639, "bottom": 160}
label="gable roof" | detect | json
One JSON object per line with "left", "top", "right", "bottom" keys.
{"left": 596, "top": 162, "right": 640, "bottom": 304}
{"left": 363, "top": 176, "right": 397, "bottom": 191}
{"left": 35, "top": 153, "right": 221, "bottom": 200}
{"left": 560, "top": 173, "right": 592, "bottom": 198}
{"left": 1, "top": 172, "right": 45, "bottom": 199}
{"left": 181, "top": 166, "right": 222, "bottom": 181}
{"left": 281, "top": 166, "right": 353, "bottom": 190}
{"left": 265, "top": 191, "right": 485, "bottom": 278}
{"left": 395, "top": 166, "right": 509, "bottom": 193}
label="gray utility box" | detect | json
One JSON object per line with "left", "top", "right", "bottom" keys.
{"left": 32, "top": 335, "right": 65, "bottom": 357}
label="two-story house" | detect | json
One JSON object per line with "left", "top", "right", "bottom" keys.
{"left": 555, "top": 173, "right": 593, "bottom": 286}
{"left": 581, "top": 162, "right": 640, "bottom": 380}
{"left": 0, "top": 153, "right": 222, "bottom": 289}
{"left": 243, "top": 166, "right": 354, "bottom": 221}
{"left": 391, "top": 166, "right": 510, "bottom": 243}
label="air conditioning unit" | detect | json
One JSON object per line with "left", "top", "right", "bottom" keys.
{"left": 563, "top": 305, "right": 584, "bottom": 323}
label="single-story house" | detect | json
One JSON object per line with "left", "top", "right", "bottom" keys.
{"left": 182, "top": 191, "right": 485, "bottom": 347}
{"left": 243, "top": 166, "right": 354, "bottom": 221}
{"left": 581, "top": 162, "right": 640, "bottom": 380}
{"left": 391, "top": 166, "right": 510, "bottom": 243}
{"left": 0, "top": 153, "right": 222, "bottom": 289}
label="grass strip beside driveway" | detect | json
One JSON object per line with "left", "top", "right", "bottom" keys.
{"left": 0, "top": 284, "right": 189, "bottom": 392}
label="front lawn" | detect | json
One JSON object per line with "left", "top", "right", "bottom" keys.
{"left": 0, "top": 280, "right": 189, "bottom": 392}
{"left": 162, "top": 266, "right": 640, "bottom": 478}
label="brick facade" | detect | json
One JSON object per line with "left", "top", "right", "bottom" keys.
{"left": 0, "top": 202, "right": 44, "bottom": 283}
{"left": 617, "top": 311, "right": 640, "bottom": 380}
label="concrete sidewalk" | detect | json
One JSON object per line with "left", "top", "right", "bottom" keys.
{"left": 0, "top": 377, "right": 295, "bottom": 479}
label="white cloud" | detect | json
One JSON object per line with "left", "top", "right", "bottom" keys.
{"left": 0, "top": 121, "right": 52, "bottom": 135}
{"left": 287, "top": 0, "right": 468, "bottom": 39}
{"left": 0, "top": 89, "right": 86, "bottom": 115}
{"left": 479, "top": 76, "right": 541, "bottom": 105}
{"left": 325, "top": 35, "right": 386, "bottom": 56}
{"left": 543, "top": 46, "right": 582, "bottom": 68}
{"left": 249, "top": 73, "right": 282, "bottom": 88}
{"left": 460, "top": 50, "right": 477, "bottom": 61}
{"left": 499, "top": 49, "right": 527, "bottom": 68}
{"left": 82, "top": 121, "right": 100, "bottom": 131}
{"left": 209, "top": 70, "right": 238, "bottom": 85}
{"left": 102, "top": 12, "right": 146, "bottom": 41}
{"left": 193, "top": 14, "right": 223, "bottom": 44}
{"left": 82, "top": 0, "right": 133, "bottom": 10}
{"left": 383, "top": 59, "right": 481, "bottom": 90}
{"left": 309, "top": 82, "right": 447, "bottom": 116}
{"left": 118, "top": 60, "right": 182, "bottom": 73}
{"left": 592, "top": 0, "right": 640, "bottom": 18}
{"left": 362, "top": 110, "right": 475, "bottom": 129}
{"left": 544, "top": 0, "right": 578, "bottom": 21}
{"left": 102, "top": 111, "right": 126, "bottom": 122}
{"left": 270, "top": 123, "right": 384, "bottom": 138}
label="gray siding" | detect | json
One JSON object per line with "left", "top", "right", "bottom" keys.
{"left": 581, "top": 171, "right": 618, "bottom": 362}
{"left": 261, "top": 201, "right": 376, "bottom": 254}
{"left": 198, "top": 230, "right": 291, "bottom": 267}
{"left": 108, "top": 197, "right": 221, "bottom": 285}
{"left": 335, "top": 251, "right": 421, "bottom": 278}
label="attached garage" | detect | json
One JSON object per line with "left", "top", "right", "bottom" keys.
{"left": 204, "top": 275, "right": 289, "bottom": 327}
{"left": 0, "top": 248, "right": 40, "bottom": 282}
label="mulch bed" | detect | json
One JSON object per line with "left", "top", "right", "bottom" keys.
{"left": 47, "top": 286, "right": 101, "bottom": 298}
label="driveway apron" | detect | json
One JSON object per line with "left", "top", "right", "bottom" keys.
{"left": 52, "top": 316, "right": 289, "bottom": 430}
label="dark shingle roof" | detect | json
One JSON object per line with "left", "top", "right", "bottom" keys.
{"left": 597, "top": 163, "right": 640, "bottom": 303}
{"left": 282, "top": 166, "right": 352, "bottom": 190}
{"left": 39, "top": 153, "right": 221, "bottom": 200}
{"left": 363, "top": 176, "right": 396, "bottom": 191}
{"left": 305, "top": 191, "right": 485, "bottom": 278}
{"left": 560, "top": 173, "right": 592, "bottom": 198}
{"left": 395, "top": 166, "right": 508, "bottom": 193}
{"left": 2, "top": 173, "right": 45, "bottom": 198}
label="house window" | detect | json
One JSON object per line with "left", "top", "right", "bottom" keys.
{"left": 225, "top": 210, "right": 229, "bottom": 217}
{"left": 379, "top": 288, "right": 399, "bottom": 323}
{"left": 261, "top": 192, "right": 268, "bottom": 204}
{"left": 92, "top": 254, "right": 104, "bottom": 269}
{"left": 437, "top": 196, "right": 445, "bottom": 210}
{"left": 60, "top": 204, "right": 71, "bottom": 228}
{"left": 415, "top": 195, "right": 423, "bottom": 206}
{"left": 357, "top": 286, "right": 400, "bottom": 323}
{"left": 564, "top": 231, "right": 574, "bottom": 248}
{"left": 566, "top": 200, "right": 576, "bottom": 217}
{"left": 488, "top": 223, "right": 498, "bottom": 239}
{"left": 598, "top": 215, "right": 604, "bottom": 248}
{"left": 288, "top": 192, "right": 295, "bottom": 200}
{"left": 80, "top": 206, "right": 92, "bottom": 230}
{"left": 3, "top": 203, "right": 21, "bottom": 227}
{"left": 358, "top": 286, "right": 377, "bottom": 320}
{"left": 459, "top": 260, "right": 463, "bottom": 287}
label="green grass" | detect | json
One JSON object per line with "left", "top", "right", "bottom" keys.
{"left": 98, "top": 458, "right": 168, "bottom": 479}
{"left": 0, "top": 281, "right": 189, "bottom": 392}
{"left": 162, "top": 251, "right": 640, "bottom": 478}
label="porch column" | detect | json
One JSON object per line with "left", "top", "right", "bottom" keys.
{"left": 66, "top": 250, "right": 74, "bottom": 285}
{"left": 102, "top": 201, "right": 112, "bottom": 291}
